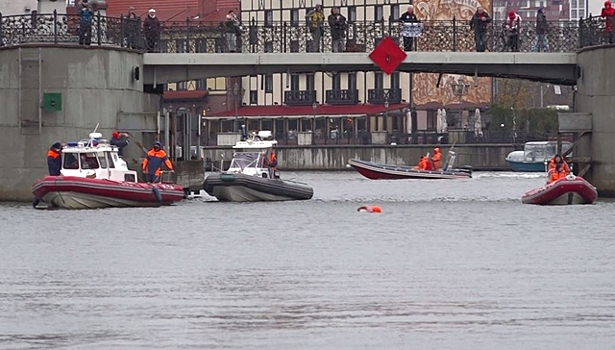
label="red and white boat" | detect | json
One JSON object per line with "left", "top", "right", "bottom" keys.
{"left": 32, "top": 132, "right": 185, "bottom": 209}
{"left": 521, "top": 174, "right": 598, "bottom": 205}
{"left": 348, "top": 150, "right": 472, "bottom": 180}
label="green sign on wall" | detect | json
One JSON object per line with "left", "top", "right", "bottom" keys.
{"left": 42, "top": 93, "right": 62, "bottom": 112}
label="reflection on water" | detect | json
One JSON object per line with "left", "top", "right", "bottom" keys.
{"left": 1, "top": 172, "right": 615, "bottom": 350}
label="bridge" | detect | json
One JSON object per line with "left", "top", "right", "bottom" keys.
{"left": 0, "top": 12, "right": 609, "bottom": 85}
{"left": 143, "top": 52, "right": 579, "bottom": 85}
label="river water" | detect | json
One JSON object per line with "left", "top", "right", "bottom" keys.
{"left": 1, "top": 172, "right": 614, "bottom": 350}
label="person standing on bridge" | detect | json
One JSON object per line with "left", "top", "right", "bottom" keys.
{"left": 399, "top": 6, "right": 421, "bottom": 51}
{"left": 143, "top": 9, "right": 161, "bottom": 53}
{"left": 470, "top": 7, "right": 491, "bottom": 52}
{"left": 124, "top": 6, "right": 141, "bottom": 49}
{"left": 533, "top": 8, "right": 550, "bottom": 52}
{"left": 306, "top": 4, "right": 325, "bottom": 52}
{"left": 224, "top": 10, "right": 242, "bottom": 53}
{"left": 78, "top": 1, "right": 93, "bottom": 46}
{"left": 328, "top": 7, "right": 347, "bottom": 52}
{"left": 602, "top": 1, "right": 615, "bottom": 44}
{"left": 505, "top": 11, "right": 522, "bottom": 52}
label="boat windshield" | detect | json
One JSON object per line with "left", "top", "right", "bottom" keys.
{"left": 524, "top": 142, "right": 572, "bottom": 161}
{"left": 80, "top": 152, "right": 100, "bottom": 169}
{"left": 229, "top": 152, "right": 261, "bottom": 169}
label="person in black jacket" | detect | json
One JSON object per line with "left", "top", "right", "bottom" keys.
{"left": 470, "top": 7, "right": 491, "bottom": 52}
{"left": 534, "top": 8, "right": 550, "bottom": 52}
{"left": 47, "top": 142, "right": 63, "bottom": 176}
{"left": 328, "top": 7, "right": 347, "bottom": 52}
{"left": 110, "top": 131, "right": 130, "bottom": 158}
{"left": 143, "top": 9, "right": 161, "bottom": 53}
{"left": 399, "top": 6, "right": 421, "bottom": 51}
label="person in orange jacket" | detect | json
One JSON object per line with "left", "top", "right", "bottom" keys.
{"left": 547, "top": 154, "right": 571, "bottom": 183}
{"left": 47, "top": 142, "right": 63, "bottom": 176}
{"left": 415, "top": 156, "right": 427, "bottom": 170}
{"left": 431, "top": 147, "right": 442, "bottom": 170}
{"left": 268, "top": 151, "right": 278, "bottom": 178}
{"left": 142, "top": 141, "right": 173, "bottom": 183}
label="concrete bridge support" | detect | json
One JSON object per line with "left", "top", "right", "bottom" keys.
{"left": 0, "top": 44, "right": 159, "bottom": 201}
{"left": 575, "top": 45, "right": 615, "bottom": 196}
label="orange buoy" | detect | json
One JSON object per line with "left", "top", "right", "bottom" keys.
{"left": 357, "top": 205, "right": 382, "bottom": 213}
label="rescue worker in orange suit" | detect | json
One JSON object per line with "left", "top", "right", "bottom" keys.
{"left": 548, "top": 154, "right": 571, "bottom": 184}
{"left": 142, "top": 141, "right": 174, "bottom": 183}
{"left": 268, "top": 151, "right": 278, "bottom": 178}
{"left": 431, "top": 147, "right": 442, "bottom": 170}
{"left": 415, "top": 156, "right": 427, "bottom": 170}
{"left": 47, "top": 142, "right": 63, "bottom": 176}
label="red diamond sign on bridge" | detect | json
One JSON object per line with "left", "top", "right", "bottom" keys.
{"left": 369, "top": 36, "right": 407, "bottom": 75}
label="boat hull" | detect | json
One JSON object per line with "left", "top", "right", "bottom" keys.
{"left": 507, "top": 160, "right": 546, "bottom": 172}
{"left": 32, "top": 176, "right": 185, "bottom": 209}
{"left": 203, "top": 173, "right": 314, "bottom": 202}
{"left": 521, "top": 175, "right": 598, "bottom": 205}
{"left": 348, "top": 159, "right": 472, "bottom": 180}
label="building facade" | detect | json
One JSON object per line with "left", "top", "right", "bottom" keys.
{"left": 212, "top": 0, "right": 494, "bottom": 145}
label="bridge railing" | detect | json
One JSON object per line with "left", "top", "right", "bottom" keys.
{"left": 0, "top": 11, "right": 600, "bottom": 53}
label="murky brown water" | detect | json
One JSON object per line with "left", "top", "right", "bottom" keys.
{"left": 1, "top": 172, "right": 614, "bottom": 349}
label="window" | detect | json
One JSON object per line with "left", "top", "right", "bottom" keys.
{"left": 290, "top": 9, "right": 299, "bottom": 26}
{"left": 348, "top": 73, "right": 357, "bottom": 91}
{"left": 348, "top": 6, "right": 356, "bottom": 22}
{"left": 306, "top": 74, "right": 315, "bottom": 91}
{"left": 374, "top": 72, "right": 383, "bottom": 90}
{"left": 80, "top": 153, "right": 99, "bottom": 169}
{"left": 571, "top": 9, "right": 577, "bottom": 18}
{"left": 390, "top": 72, "right": 400, "bottom": 90}
{"left": 427, "top": 110, "right": 437, "bottom": 130}
{"left": 264, "top": 10, "right": 273, "bottom": 27}
{"left": 290, "top": 74, "right": 300, "bottom": 91}
{"left": 177, "top": 81, "right": 188, "bottom": 90}
{"left": 290, "top": 40, "right": 299, "bottom": 52}
{"left": 197, "top": 78, "right": 207, "bottom": 90}
{"left": 332, "top": 73, "right": 341, "bottom": 90}
{"left": 105, "top": 152, "right": 115, "bottom": 168}
{"left": 97, "top": 154, "right": 108, "bottom": 168}
{"left": 390, "top": 4, "right": 400, "bottom": 20}
{"left": 264, "top": 74, "right": 273, "bottom": 93}
{"left": 250, "top": 90, "right": 258, "bottom": 104}
{"left": 63, "top": 153, "right": 79, "bottom": 169}
{"left": 375, "top": 5, "right": 384, "bottom": 22}
{"left": 264, "top": 41, "right": 273, "bottom": 53}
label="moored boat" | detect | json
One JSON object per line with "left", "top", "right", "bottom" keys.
{"left": 348, "top": 150, "right": 472, "bottom": 180}
{"left": 32, "top": 132, "right": 185, "bottom": 209}
{"left": 521, "top": 174, "right": 597, "bottom": 205}
{"left": 506, "top": 141, "right": 572, "bottom": 172}
{"left": 203, "top": 130, "right": 314, "bottom": 202}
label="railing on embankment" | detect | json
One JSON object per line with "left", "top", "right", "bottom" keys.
{"left": 0, "top": 11, "right": 611, "bottom": 53}
{"left": 202, "top": 144, "right": 517, "bottom": 171}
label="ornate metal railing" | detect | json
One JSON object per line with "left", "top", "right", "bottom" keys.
{"left": 0, "top": 11, "right": 607, "bottom": 53}
{"left": 368, "top": 88, "right": 402, "bottom": 104}
{"left": 284, "top": 90, "right": 317, "bottom": 106}
{"left": 326, "top": 89, "right": 359, "bottom": 105}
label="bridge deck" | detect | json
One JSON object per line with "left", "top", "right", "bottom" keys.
{"left": 143, "top": 52, "right": 578, "bottom": 86}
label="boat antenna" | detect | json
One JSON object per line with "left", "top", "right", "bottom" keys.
{"left": 92, "top": 123, "right": 100, "bottom": 134}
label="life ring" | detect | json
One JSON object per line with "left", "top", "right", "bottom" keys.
{"left": 357, "top": 205, "right": 382, "bottom": 213}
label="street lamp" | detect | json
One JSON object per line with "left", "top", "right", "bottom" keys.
{"left": 312, "top": 102, "right": 317, "bottom": 142}
{"left": 233, "top": 82, "right": 240, "bottom": 131}
{"left": 451, "top": 78, "right": 470, "bottom": 128}
{"left": 384, "top": 99, "right": 389, "bottom": 134}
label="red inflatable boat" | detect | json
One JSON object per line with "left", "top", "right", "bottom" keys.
{"left": 32, "top": 176, "right": 185, "bottom": 209}
{"left": 521, "top": 174, "right": 598, "bottom": 205}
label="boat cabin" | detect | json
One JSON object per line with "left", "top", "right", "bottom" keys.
{"left": 60, "top": 132, "right": 139, "bottom": 182}
{"left": 227, "top": 131, "right": 278, "bottom": 178}
{"left": 522, "top": 141, "right": 573, "bottom": 163}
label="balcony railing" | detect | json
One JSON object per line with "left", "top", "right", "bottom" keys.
{"left": 284, "top": 90, "right": 316, "bottom": 106}
{"left": 325, "top": 89, "right": 359, "bottom": 105}
{"left": 0, "top": 12, "right": 592, "bottom": 53}
{"left": 367, "top": 88, "right": 402, "bottom": 104}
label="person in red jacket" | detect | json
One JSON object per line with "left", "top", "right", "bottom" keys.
{"left": 602, "top": 1, "right": 615, "bottom": 43}
{"left": 547, "top": 154, "right": 571, "bottom": 184}
{"left": 142, "top": 141, "right": 173, "bottom": 183}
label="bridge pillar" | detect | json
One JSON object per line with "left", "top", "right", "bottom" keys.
{"left": 0, "top": 45, "right": 159, "bottom": 201}
{"left": 575, "top": 45, "right": 615, "bottom": 196}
